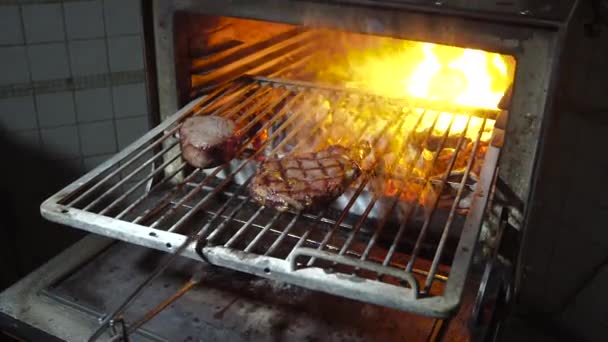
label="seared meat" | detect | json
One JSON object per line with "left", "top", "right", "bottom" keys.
{"left": 179, "top": 115, "right": 240, "bottom": 169}
{"left": 250, "top": 145, "right": 361, "bottom": 212}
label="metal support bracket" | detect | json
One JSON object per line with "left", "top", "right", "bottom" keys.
{"left": 289, "top": 247, "right": 419, "bottom": 299}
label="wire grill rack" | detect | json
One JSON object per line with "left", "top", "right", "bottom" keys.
{"left": 41, "top": 76, "right": 502, "bottom": 317}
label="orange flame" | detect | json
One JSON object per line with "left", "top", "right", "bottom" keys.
{"left": 313, "top": 34, "right": 515, "bottom": 110}
{"left": 293, "top": 33, "right": 515, "bottom": 204}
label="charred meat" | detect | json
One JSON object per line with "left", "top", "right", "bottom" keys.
{"left": 179, "top": 115, "right": 240, "bottom": 169}
{"left": 250, "top": 145, "right": 361, "bottom": 212}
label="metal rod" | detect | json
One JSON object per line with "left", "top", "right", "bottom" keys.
{"left": 212, "top": 85, "right": 270, "bottom": 119}
{"left": 190, "top": 29, "right": 312, "bottom": 73}
{"left": 132, "top": 167, "right": 202, "bottom": 225}
{"left": 334, "top": 113, "right": 412, "bottom": 258}
{"left": 251, "top": 75, "right": 502, "bottom": 120}
{"left": 381, "top": 205, "right": 416, "bottom": 267}
{"left": 405, "top": 114, "right": 474, "bottom": 274}
{"left": 190, "top": 81, "right": 254, "bottom": 117}
{"left": 377, "top": 110, "right": 446, "bottom": 268}
{"left": 356, "top": 109, "right": 430, "bottom": 266}
{"left": 188, "top": 176, "right": 258, "bottom": 256}
{"left": 266, "top": 53, "right": 316, "bottom": 78}
{"left": 83, "top": 140, "right": 180, "bottom": 212}
{"left": 306, "top": 113, "right": 401, "bottom": 267}
{"left": 338, "top": 197, "right": 378, "bottom": 255}
{"left": 190, "top": 27, "right": 305, "bottom": 70}
{"left": 233, "top": 89, "right": 291, "bottom": 126}
{"left": 286, "top": 209, "right": 328, "bottom": 260}
{"left": 203, "top": 83, "right": 262, "bottom": 117}
{"left": 245, "top": 43, "right": 317, "bottom": 78}
{"left": 87, "top": 221, "right": 203, "bottom": 342}
{"left": 265, "top": 212, "right": 302, "bottom": 256}
{"left": 99, "top": 151, "right": 183, "bottom": 216}
{"left": 204, "top": 193, "right": 257, "bottom": 242}
{"left": 115, "top": 162, "right": 188, "bottom": 219}
{"left": 379, "top": 111, "right": 447, "bottom": 268}
{"left": 120, "top": 269, "right": 204, "bottom": 339}
{"left": 244, "top": 211, "right": 282, "bottom": 252}
{"left": 224, "top": 206, "right": 265, "bottom": 247}
{"left": 191, "top": 31, "right": 318, "bottom": 87}
{"left": 68, "top": 125, "right": 180, "bottom": 208}
{"left": 423, "top": 116, "right": 487, "bottom": 291}
{"left": 166, "top": 174, "right": 255, "bottom": 234}
{"left": 267, "top": 91, "right": 345, "bottom": 156}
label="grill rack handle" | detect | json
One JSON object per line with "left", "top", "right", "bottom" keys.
{"left": 288, "top": 247, "right": 419, "bottom": 299}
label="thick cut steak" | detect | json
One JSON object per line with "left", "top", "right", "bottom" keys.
{"left": 250, "top": 145, "right": 361, "bottom": 212}
{"left": 179, "top": 115, "right": 240, "bottom": 169}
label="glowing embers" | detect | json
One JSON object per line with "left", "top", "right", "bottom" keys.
{"left": 281, "top": 91, "right": 495, "bottom": 209}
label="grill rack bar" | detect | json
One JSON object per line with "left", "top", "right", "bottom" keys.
{"left": 41, "top": 76, "right": 501, "bottom": 319}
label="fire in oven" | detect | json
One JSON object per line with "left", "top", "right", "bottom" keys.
{"left": 41, "top": 2, "right": 569, "bottom": 340}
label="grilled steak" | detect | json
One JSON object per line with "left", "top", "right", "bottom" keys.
{"left": 250, "top": 145, "right": 361, "bottom": 212}
{"left": 179, "top": 115, "right": 240, "bottom": 169}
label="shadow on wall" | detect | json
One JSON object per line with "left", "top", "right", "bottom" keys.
{"left": 0, "top": 126, "right": 85, "bottom": 290}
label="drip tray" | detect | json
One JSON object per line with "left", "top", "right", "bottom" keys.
{"left": 42, "top": 242, "right": 471, "bottom": 341}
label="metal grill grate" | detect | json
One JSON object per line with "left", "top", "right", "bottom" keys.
{"left": 42, "top": 76, "right": 502, "bottom": 317}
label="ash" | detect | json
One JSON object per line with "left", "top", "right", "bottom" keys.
{"left": 248, "top": 277, "right": 309, "bottom": 303}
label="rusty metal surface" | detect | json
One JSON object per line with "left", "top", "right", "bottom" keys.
{"left": 44, "top": 240, "right": 477, "bottom": 342}
{"left": 301, "top": 0, "right": 576, "bottom": 25}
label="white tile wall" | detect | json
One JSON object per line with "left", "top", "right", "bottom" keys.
{"left": 79, "top": 120, "right": 117, "bottom": 155}
{"left": 13, "top": 129, "right": 41, "bottom": 150}
{"left": 0, "top": 46, "right": 30, "bottom": 85}
{"left": 68, "top": 39, "right": 108, "bottom": 76}
{"left": 41, "top": 125, "right": 81, "bottom": 160}
{"left": 0, "top": 96, "right": 38, "bottom": 131}
{"left": 22, "top": 4, "right": 65, "bottom": 44}
{"left": 64, "top": 0, "right": 105, "bottom": 40}
{"left": 0, "top": 0, "right": 150, "bottom": 169}
{"left": 28, "top": 43, "right": 71, "bottom": 81}
{"left": 104, "top": 0, "right": 142, "bottom": 36}
{"left": 112, "top": 83, "right": 148, "bottom": 117}
{"left": 36, "top": 91, "right": 77, "bottom": 128}
{"left": 74, "top": 87, "right": 113, "bottom": 122}
{"left": 0, "top": 6, "right": 24, "bottom": 45}
{"left": 108, "top": 35, "right": 144, "bottom": 72}
{"left": 116, "top": 115, "right": 148, "bottom": 149}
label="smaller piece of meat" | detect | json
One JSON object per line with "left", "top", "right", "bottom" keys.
{"left": 179, "top": 115, "right": 240, "bottom": 169}
{"left": 250, "top": 145, "right": 361, "bottom": 212}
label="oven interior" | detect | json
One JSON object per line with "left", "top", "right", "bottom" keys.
{"left": 175, "top": 14, "right": 517, "bottom": 295}
{"left": 43, "top": 13, "right": 517, "bottom": 318}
